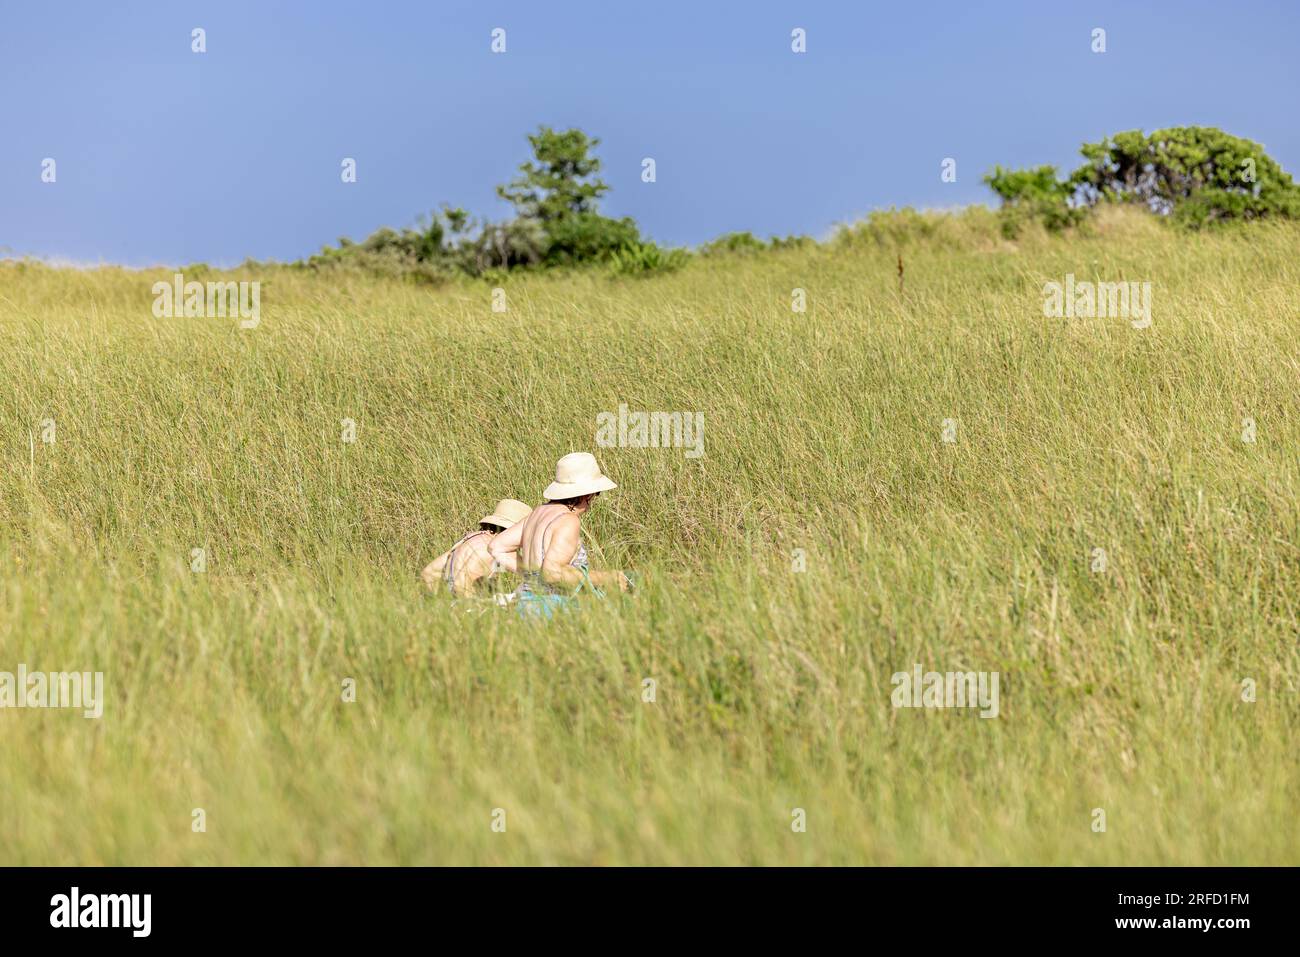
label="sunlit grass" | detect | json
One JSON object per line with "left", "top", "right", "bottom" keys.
{"left": 1, "top": 206, "right": 1297, "bottom": 864}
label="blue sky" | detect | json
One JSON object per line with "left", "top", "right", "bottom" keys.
{"left": 2, "top": 1, "right": 1297, "bottom": 266}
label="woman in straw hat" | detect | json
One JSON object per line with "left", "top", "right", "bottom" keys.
{"left": 489, "top": 452, "right": 630, "bottom": 615}
{"left": 422, "top": 498, "right": 533, "bottom": 597}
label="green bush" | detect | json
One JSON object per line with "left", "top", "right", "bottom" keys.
{"left": 298, "top": 205, "right": 474, "bottom": 283}
{"left": 301, "top": 127, "right": 649, "bottom": 278}
{"left": 607, "top": 241, "right": 690, "bottom": 277}
{"left": 457, "top": 218, "right": 548, "bottom": 275}
{"left": 302, "top": 227, "right": 452, "bottom": 284}
{"left": 541, "top": 213, "right": 641, "bottom": 267}
{"left": 1069, "top": 127, "right": 1300, "bottom": 227}
{"left": 983, "top": 165, "right": 1086, "bottom": 237}
{"left": 698, "top": 231, "right": 812, "bottom": 257}
{"left": 699, "top": 231, "right": 768, "bottom": 256}
{"left": 768, "top": 234, "right": 814, "bottom": 251}
{"left": 985, "top": 126, "right": 1300, "bottom": 233}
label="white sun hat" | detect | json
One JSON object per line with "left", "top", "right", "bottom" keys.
{"left": 481, "top": 498, "right": 532, "bottom": 530}
{"left": 542, "top": 452, "right": 618, "bottom": 501}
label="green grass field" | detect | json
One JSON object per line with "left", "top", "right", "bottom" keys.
{"left": 2, "top": 207, "right": 1297, "bottom": 864}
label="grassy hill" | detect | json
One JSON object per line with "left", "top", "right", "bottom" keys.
{"left": 1, "top": 206, "right": 1297, "bottom": 864}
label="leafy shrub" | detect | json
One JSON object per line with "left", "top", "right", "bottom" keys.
{"left": 1069, "top": 127, "right": 1300, "bottom": 227}
{"left": 699, "top": 231, "right": 812, "bottom": 256}
{"left": 983, "top": 165, "right": 1087, "bottom": 237}
{"left": 457, "top": 218, "right": 548, "bottom": 275}
{"left": 540, "top": 213, "right": 641, "bottom": 267}
{"left": 768, "top": 234, "right": 813, "bottom": 251}
{"left": 985, "top": 126, "right": 1300, "bottom": 233}
{"left": 607, "top": 241, "right": 690, "bottom": 277}
{"left": 302, "top": 228, "right": 451, "bottom": 284}
{"left": 299, "top": 206, "right": 474, "bottom": 283}
{"left": 302, "top": 127, "right": 649, "bottom": 279}
{"left": 700, "top": 231, "right": 768, "bottom": 256}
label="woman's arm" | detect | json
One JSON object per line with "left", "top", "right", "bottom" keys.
{"left": 488, "top": 522, "right": 524, "bottom": 574}
{"left": 588, "top": 569, "right": 631, "bottom": 591}
{"left": 539, "top": 518, "right": 589, "bottom": 589}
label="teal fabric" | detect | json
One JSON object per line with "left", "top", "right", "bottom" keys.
{"left": 516, "top": 566, "right": 604, "bottom": 619}
{"left": 516, "top": 590, "right": 578, "bottom": 619}
{"left": 513, "top": 509, "right": 604, "bottom": 617}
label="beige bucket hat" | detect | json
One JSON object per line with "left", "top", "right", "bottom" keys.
{"left": 543, "top": 452, "right": 618, "bottom": 501}
{"left": 481, "top": 498, "right": 532, "bottom": 529}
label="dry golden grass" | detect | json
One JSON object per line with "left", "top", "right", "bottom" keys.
{"left": 1, "top": 207, "right": 1297, "bottom": 864}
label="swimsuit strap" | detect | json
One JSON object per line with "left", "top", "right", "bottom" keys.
{"left": 535, "top": 504, "right": 586, "bottom": 568}
{"left": 445, "top": 529, "right": 491, "bottom": 593}
{"left": 520, "top": 505, "right": 590, "bottom": 596}
{"left": 534, "top": 505, "right": 566, "bottom": 564}
{"left": 575, "top": 563, "right": 605, "bottom": 599}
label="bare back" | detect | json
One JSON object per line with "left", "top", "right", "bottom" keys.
{"left": 449, "top": 532, "right": 495, "bottom": 592}
{"left": 421, "top": 529, "right": 495, "bottom": 594}
{"left": 516, "top": 503, "right": 582, "bottom": 573}
{"left": 490, "top": 493, "right": 624, "bottom": 593}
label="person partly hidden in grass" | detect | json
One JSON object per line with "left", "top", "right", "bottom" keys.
{"left": 490, "top": 452, "right": 632, "bottom": 617}
{"left": 421, "top": 498, "right": 532, "bottom": 596}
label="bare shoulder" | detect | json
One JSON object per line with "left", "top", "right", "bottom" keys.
{"left": 550, "top": 510, "right": 581, "bottom": 535}
{"left": 545, "top": 512, "right": 581, "bottom": 552}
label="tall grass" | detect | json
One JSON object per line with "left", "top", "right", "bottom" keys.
{"left": 1, "top": 207, "right": 1297, "bottom": 864}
